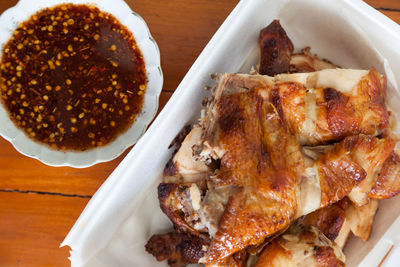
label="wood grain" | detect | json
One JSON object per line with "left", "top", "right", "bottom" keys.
{"left": 130, "top": 0, "right": 238, "bottom": 92}
{"left": 0, "top": 0, "right": 398, "bottom": 266}
{"left": 365, "top": 0, "right": 400, "bottom": 10}
{"left": 381, "top": 10, "right": 400, "bottom": 23}
{"left": 0, "top": 192, "right": 89, "bottom": 266}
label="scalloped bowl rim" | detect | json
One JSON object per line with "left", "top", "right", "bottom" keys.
{"left": 0, "top": 0, "right": 163, "bottom": 168}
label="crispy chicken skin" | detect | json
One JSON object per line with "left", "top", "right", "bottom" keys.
{"left": 298, "top": 134, "right": 394, "bottom": 217}
{"left": 315, "top": 136, "right": 368, "bottom": 208}
{"left": 346, "top": 135, "right": 395, "bottom": 206}
{"left": 205, "top": 251, "right": 248, "bottom": 267}
{"left": 202, "top": 98, "right": 303, "bottom": 263}
{"left": 202, "top": 69, "right": 389, "bottom": 147}
{"left": 302, "top": 199, "right": 348, "bottom": 241}
{"left": 369, "top": 144, "right": 400, "bottom": 199}
{"left": 299, "top": 134, "right": 393, "bottom": 216}
{"left": 259, "top": 20, "right": 294, "bottom": 76}
{"left": 303, "top": 196, "right": 380, "bottom": 245}
{"left": 324, "top": 135, "right": 394, "bottom": 206}
{"left": 302, "top": 199, "right": 352, "bottom": 250}
{"left": 145, "top": 231, "right": 247, "bottom": 267}
{"left": 259, "top": 21, "right": 338, "bottom": 76}
{"left": 254, "top": 224, "right": 345, "bottom": 267}
{"left": 145, "top": 232, "right": 209, "bottom": 267}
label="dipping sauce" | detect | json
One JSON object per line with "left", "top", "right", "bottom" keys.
{"left": 0, "top": 4, "right": 147, "bottom": 151}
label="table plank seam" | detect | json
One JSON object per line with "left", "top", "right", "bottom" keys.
{"left": 376, "top": 7, "right": 400, "bottom": 12}
{"left": 0, "top": 188, "right": 91, "bottom": 198}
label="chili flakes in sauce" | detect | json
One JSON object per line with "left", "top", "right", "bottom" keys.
{"left": 0, "top": 4, "right": 147, "bottom": 151}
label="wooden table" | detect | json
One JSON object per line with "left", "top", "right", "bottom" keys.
{"left": 0, "top": 0, "right": 399, "bottom": 266}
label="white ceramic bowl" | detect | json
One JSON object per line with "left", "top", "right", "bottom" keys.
{"left": 0, "top": 0, "right": 163, "bottom": 168}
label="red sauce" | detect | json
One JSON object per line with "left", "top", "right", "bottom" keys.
{"left": 0, "top": 4, "right": 147, "bottom": 151}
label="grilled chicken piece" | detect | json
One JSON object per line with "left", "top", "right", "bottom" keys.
{"left": 290, "top": 47, "right": 338, "bottom": 73}
{"left": 145, "top": 232, "right": 209, "bottom": 267}
{"left": 315, "top": 200, "right": 379, "bottom": 248}
{"left": 200, "top": 99, "right": 388, "bottom": 263}
{"left": 300, "top": 135, "right": 394, "bottom": 209}
{"left": 298, "top": 134, "right": 393, "bottom": 217}
{"left": 346, "top": 136, "right": 395, "bottom": 206}
{"left": 164, "top": 125, "right": 209, "bottom": 183}
{"left": 158, "top": 183, "right": 208, "bottom": 236}
{"left": 198, "top": 183, "right": 234, "bottom": 238}
{"left": 345, "top": 199, "right": 379, "bottom": 241}
{"left": 146, "top": 231, "right": 248, "bottom": 267}
{"left": 302, "top": 199, "right": 351, "bottom": 250}
{"left": 302, "top": 198, "right": 348, "bottom": 242}
{"left": 200, "top": 99, "right": 303, "bottom": 263}
{"left": 259, "top": 21, "right": 336, "bottom": 75}
{"left": 200, "top": 69, "right": 388, "bottom": 149}
{"left": 205, "top": 251, "right": 248, "bottom": 267}
{"left": 198, "top": 69, "right": 391, "bottom": 262}
{"left": 369, "top": 143, "right": 400, "bottom": 199}
{"left": 254, "top": 224, "right": 345, "bottom": 267}
{"left": 303, "top": 196, "right": 379, "bottom": 247}
{"left": 259, "top": 20, "right": 294, "bottom": 76}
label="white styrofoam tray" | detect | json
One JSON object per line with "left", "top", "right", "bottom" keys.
{"left": 62, "top": 0, "right": 400, "bottom": 266}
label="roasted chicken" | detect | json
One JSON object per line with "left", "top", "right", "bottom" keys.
{"left": 259, "top": 20, "right": 294, "bottom": 76}
{"left": 199, "top": 69, "right": 389, "bottom": 148}
{"left": 201, "top": 101, "right": 303, "bottom": 262}
{"left": 289, "top": 47, "right": 338, "bottom": 73}
{"left": 146, "top": 19, "right": 400, "bottom": 266}
{"left": 145, "top": 232, "right": 209, "bottom": 267}
{"left": 254, "top": 223, "right": 345, "bottom": 267}
{"left": 369, "top": 143, "right": 400, "bottom": 199}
